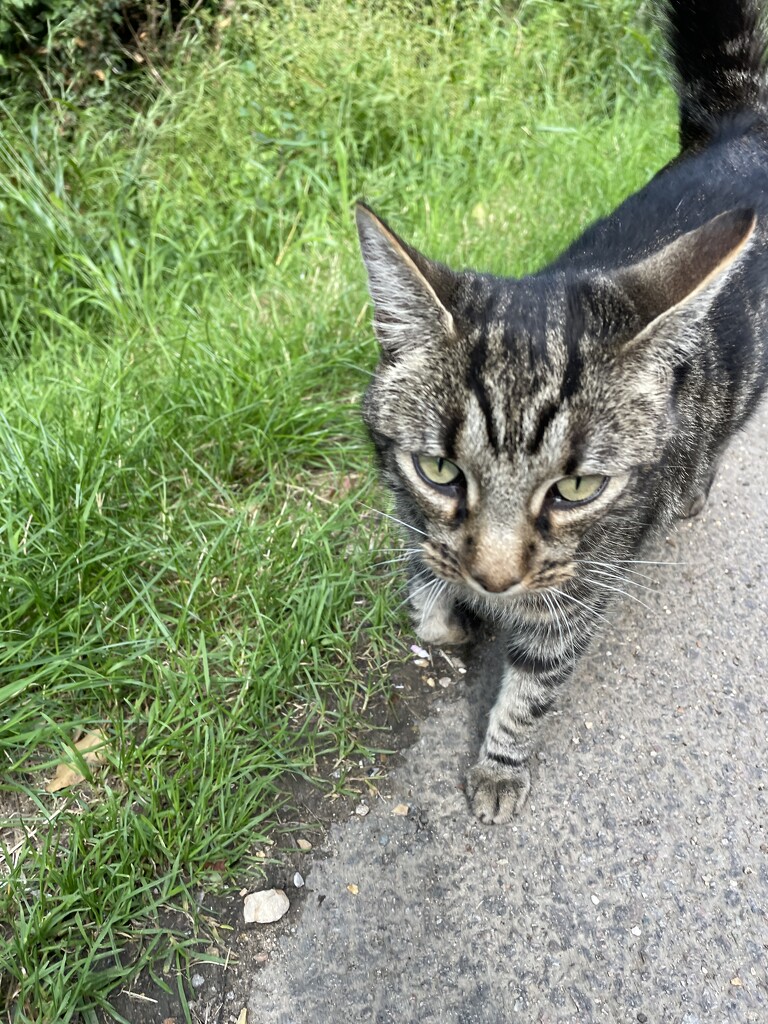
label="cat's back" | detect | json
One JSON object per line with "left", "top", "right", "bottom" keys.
{"left": 555, "top": 113, "right": 768, "bottom": 275}
{"left": 559, "top": 0, "right": 768, "bottom": 273}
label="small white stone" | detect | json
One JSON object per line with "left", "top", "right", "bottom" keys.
{"left": 243, "top": 888, "right": 290, "bottom": 924}
{"left": 590, "top": 894, "right": 600, "bottom": 906}
{"left": 293, "top": 872, "right": 305, "bottom": 888}
{"left": 355, "top": 803, "right": 370, "bottom": 816}
{"left": 191, "top": 973, "right": 205, "bottom": 988}
{"left": 631, "top": 926, "right": 642, "bottom": 937}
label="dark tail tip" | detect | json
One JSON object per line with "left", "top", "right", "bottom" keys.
{"left": 664, "top": 0, "right": 768, "bottom": 149}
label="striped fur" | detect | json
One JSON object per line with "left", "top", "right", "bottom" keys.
{"left": 357, "top": 0, "right": 768, "bottom": 823}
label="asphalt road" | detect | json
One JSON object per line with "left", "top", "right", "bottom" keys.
{"left": 247, "top": 403, "right": 768, "bottom": 1024}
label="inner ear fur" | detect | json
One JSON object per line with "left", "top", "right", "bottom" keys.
{"left": 355, "top": 202, "right": 457, "bottom": 355}
{"left": 616, "top": 208, "right": 757, "bottom": 342}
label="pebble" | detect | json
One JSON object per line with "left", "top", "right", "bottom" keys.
{"left": 296, "top": 838, "right": 312, "bottom": 852}
{"left": 293, "top": 872, "right": 305, "bottom": 888}
{"left": 379, "top": 834, "right": 390, "bottom": 846}
{"left": 191, "top": 974, "right": 205, "bottom": 989}
{"left": 392, "top": 803, "right": 410, "bottom": 816}
{"left": 590, "top": 894, "right": 600, "bottom": 906}
{"left": 355, "top": 803, "right": 370, "bottom": 816}
{"left": 243, "top": 888, "right": 290, "bottom": 924}
{"left": 631, "top": 926, "right": 642, "bottom": 937}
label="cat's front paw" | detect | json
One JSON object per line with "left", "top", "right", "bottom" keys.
{"left": 409, "top": 586, "right": 472, "bottom": 645}
{"left": 466, "top": 760, "right": 531, "bottom": 824}
{"left": 415, "top": 615, "right": 471, "bottom": 646}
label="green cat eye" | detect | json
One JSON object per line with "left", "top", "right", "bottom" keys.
{"left": 554, "top": 474, "right": 608, "bottom": 504}
{"left": 414, "top": 454, "right": 462, "bottom": 488}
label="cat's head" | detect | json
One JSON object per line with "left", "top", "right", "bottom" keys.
{"left": 356, "top": 203, "right": 754, "bottom": 608}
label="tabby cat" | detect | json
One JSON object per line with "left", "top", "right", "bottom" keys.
{"left": 356, "top": 0, "right": 768, "bottom": 823}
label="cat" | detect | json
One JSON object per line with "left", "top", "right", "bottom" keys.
{"left": 355, "top": 0, "right": 768, "bottom": 824}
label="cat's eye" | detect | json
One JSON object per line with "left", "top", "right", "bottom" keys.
{"left": 553, "top": 474, "right": 608, "bottom": 505}
{"left": 414, "top": 454, "right": 463, "bottom": 488}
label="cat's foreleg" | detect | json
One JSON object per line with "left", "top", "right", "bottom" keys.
{"left": 466, "top": 657, "right": 568, "bottom": 824}
{"left": 408, "top": 572, "right": 470, "bottom": 645}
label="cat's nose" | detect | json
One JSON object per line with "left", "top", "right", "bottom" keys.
{"left": 473, "top": 572, "right": 520, "bottom": 594}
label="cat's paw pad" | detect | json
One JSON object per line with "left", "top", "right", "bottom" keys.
{"left": 466, "top": 760, "right": 531, "bottom": 824}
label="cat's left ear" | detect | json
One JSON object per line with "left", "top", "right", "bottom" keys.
{"left": 355, "top": 203, "right": 457, "bottom": 355}
{"left": 614, "top": 208, "right": 757, "bottom": 355}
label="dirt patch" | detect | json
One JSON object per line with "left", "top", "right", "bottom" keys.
{"left": 100, "top": 638, "right": 472, "bottom": 1024}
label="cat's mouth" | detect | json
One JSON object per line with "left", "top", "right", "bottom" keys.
{"left": 420, "top": 540, "right": 575, "bottom": 600}
{"left": 463, "top": 573, "right": 523, "bottom": 598}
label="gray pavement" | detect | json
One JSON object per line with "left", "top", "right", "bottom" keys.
{"left": 248, "top": 404, "right": 768, "bottom": 1024}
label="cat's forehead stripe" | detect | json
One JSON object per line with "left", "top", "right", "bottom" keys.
{"left": 441, "top": 408, "right": 465, "bottom": 461}
{"left": 526, "top": 399, "right": 559, "bottom": 455}
{"left": 465, "top": 334, "right": 501, "bottom": 454}
{"left": 561, "top": 285, "right": 586, "bottom": 403}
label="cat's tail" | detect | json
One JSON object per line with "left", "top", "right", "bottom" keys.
{"left": 664, "top": 0, "right": 768, "bottom": 149}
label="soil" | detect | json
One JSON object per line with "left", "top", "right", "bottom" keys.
{"left": 97, "top": 639, "right": 472, "bottom": 1024}
{"left": 0, "top": 628, "right": 473, "bottom": 1024}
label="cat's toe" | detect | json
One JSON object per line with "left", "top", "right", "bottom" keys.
{"left": 466, "top": 761, "right": 531, "bottom": 824}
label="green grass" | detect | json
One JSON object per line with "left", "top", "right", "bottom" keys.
{"left": 0, "top": 0, "right": 678, "bottom": 1020}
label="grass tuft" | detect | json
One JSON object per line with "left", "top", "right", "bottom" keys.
{"left": 0, "top": 0, "right": 677, "bottom": 1019}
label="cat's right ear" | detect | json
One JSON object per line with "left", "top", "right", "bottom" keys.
{"left": 614, "top": 207, "right": 757, "bottom": 354}
{"left": 355, "top": 203, "right": 456, "bottom": 355}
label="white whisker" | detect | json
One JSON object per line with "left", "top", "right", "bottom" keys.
{"left": 541, "top": 590, "right": 567, "bottom": 656}
{"left": 549, "top": 586, "right": 612, "bottom": 627}
{"left": 372, "top": 555, "right": 417, "bottom": 569}
{"left": 422, "top": 578, "right": 447, "bottom": 624}
{"left": 359, "top": 503, "right": 428, "bottom": 537}
{"left": 582, "top": 567, "right": 656, "bottom": 593}
{"left": 609, "top": 558, "right": 684, "bottom": 566}
{"left": 574, "top": 558, "right": 658, "bottom": 583}
{"left": 554, "top": 590, "right": 578, "bottom": 653}
{"left": 583, "top": 574, "right": 654, "bottom": 612}
{"left": 399, "top": 573, "right": 439, "bottom": 611}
